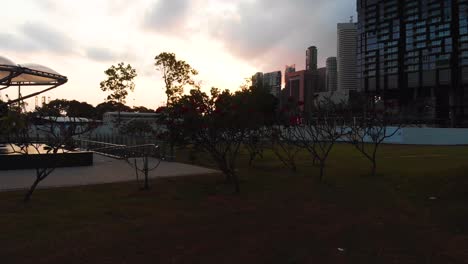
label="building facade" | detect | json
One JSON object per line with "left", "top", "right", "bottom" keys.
{"left": 338, "top": 22, "right": 358, "bottom": 93}
{"left": 317, "top": 67, "right": 327, "bottom": 92}
{"left": 326, "top": 57, "right": 338, "bottom": 91}
{"left": 285, "top": 70, "right": 319, "bottom": 113}
{"left": 252, "top": 72, "right": 264, "bottom": 88}
{"left": 306, "top": 46, "right": 318, "bottom": 71}
{"left": 357, "top": 0, "right": 468, "bottom": 126}
{"left": 263, "top": 71, "right": 282, "bottom": 97}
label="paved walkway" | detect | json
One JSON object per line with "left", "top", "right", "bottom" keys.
{"left": 0, "top": 154, "right": 218, "bottom": 191}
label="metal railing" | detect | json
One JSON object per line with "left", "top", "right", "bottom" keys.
{"left": 73, "top": 139, "right": 161, "bottom": 160}
{"left": 84, "top": 134, "right": 172, "bottom": 159}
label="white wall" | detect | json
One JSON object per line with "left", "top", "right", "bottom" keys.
{"left": 349, "top": 127, "right": 468, "bottom": 145}
{"left": 283, "top": 126, "right": 468, "bottom": 146}
{"left": 401, "top": 127, "right": 468, "bottom": 145}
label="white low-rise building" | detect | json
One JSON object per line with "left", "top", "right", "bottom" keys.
{"left": 94, "top": 112, "right": 164, "bottom": 136}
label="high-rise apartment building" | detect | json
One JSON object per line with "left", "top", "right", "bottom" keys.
{"left": 317, "top": 67, "right": 327, "bottom": 92}
{"left": 285, "top": 70, "right": 309, "bottom": 111}
{"left": 284, "top": 69, "right": 322, "bottom": 113}
{"left": 263, "top": 71, "right": 282, "bottom": 97}
{"left": 306, "top": 46, "right": 318, "bottom": 71}
{"left": 357, "top": 0, "right": 468, "bottom": 125}
{"left": 252, "top": 72, "right": 264, "bottom": 88}
{"left": 285, "top": 64, "right": 296, "bottom": 75}
{"left": 326, "top": 57, "right": 338, "bottom": 91}
{"left": 338, "top": 23, "right": 358, "bottom": 92}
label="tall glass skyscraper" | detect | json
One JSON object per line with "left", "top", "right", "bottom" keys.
{"left": 338, "top": 23, "right": 358, "bottom": 92}
{"left": 357, "top": 0, "right": 468, "bottom": 126}
{"left": 306, "top": 46, "right": 318, "bottom": 71}
{"left": 326, "top": 57, "right": 338, "bottom": 92}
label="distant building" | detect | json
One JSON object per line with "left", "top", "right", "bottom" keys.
{"left": 326, "top": 57, "right": 338, "bottom": 92}
{"left": 94, "top": 112, "right": 162, "bottom": 135}
{"left": 317, "top": 67, "right": 327, "bottom": 92}
{"left": 357, "top": 0, "right": 468, "bottom": 126}
{"left": 337, "top": 22, "right": 357, "bottom": 93}
{"left": 102, "top": 112, "right": 158, "bottom": 124}
{"left": 285, "top": 70, "right": 306, "bottom": 103}
{"left": 285, "top": 70, "right": 318, "bottom": 113}
{"left": 285, "top": 64, "right": 296, "bottom": 75}
{"left": 26, "top": 116, "right": 99, "bottom": 140}
{"left": 252, "top": 72, "right": 264, "bottom": 88}
{"left": 306, "top": 46, "right": 318, "bottom": 71}
{"left": 263, "top": 71, "right": 282, "bottom": 97}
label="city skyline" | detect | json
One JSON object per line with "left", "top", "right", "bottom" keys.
{"left": 0, "top": 0, "right": 356, "bottom": 109}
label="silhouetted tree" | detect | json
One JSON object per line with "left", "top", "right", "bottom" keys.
{"left": 240, "top": 79, "right": 278, "bottom": 166}
{"left": 268, "top": 125, "right": 301, "bottom": 172}
{"left": 154, "top": 52, "right": 198, "bottom": 105}
{"left": 132, "top": 106, "right": 154, "bottom": 113}
{"left": 294, "top": 99, "right": 346, "bottom": 181}
{"left": 121, "top": 119, "right": 154, "bottom": 137}
{"left": 66, "top": 100, "right": 96, "bottom": 118}
{"left": 268, "top": 97, "right": 302, "bottom": 172}
{"left": 100, "top": 62, "right": 137, "bottom": 123}
{"left": 347, "top": 110, "right": 403, "bottom": 177}
{"left": 289, "top": 98, "right": 348, "bottom": 182}
{"left": 167, "top": 88, "right": 249, "bottom": 193}
{"left": 95, "top": 101, "right": 132, "bottom": 120}
{"left": 38, "top": 99, "right": 96, "bottom": 119}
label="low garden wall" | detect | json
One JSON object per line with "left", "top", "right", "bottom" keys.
{"left": 0, "top": 151, "right": 94, "bottom": 170}
{"left": 351, "top": 127, "right": 468, "bottom": 145}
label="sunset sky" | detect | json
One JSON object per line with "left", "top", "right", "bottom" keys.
{"left": 0, "top": 0, "right": 356, "bottom": 109}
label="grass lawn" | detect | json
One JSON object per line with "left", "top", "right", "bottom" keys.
{"left": 1, "top": 143, "right": 468, "bottom": 263}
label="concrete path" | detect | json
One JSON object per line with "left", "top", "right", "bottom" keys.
{"left": 0, "top": 154, "right": 218, "bottom": 191}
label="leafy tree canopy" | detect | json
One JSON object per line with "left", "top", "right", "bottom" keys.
{"left": 37, "top": 99, "right": 96, "bottom": 118}
{"left": 154, "top": 52, "right": 198, "bottom": 105}
{"left": 95, "top": 101, "right": 132, "bottom": 120}
{"left": 100, "top": 62, "right": 137, "bottom": 104}
{"left": 132, "top": 106, "right": 154, "bottom": 113}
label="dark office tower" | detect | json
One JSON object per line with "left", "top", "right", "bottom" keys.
{"left": 317, "top": 67, "right": 327, "bottom": 92}
{"left": 326, "top": 57, "right": 338, "bottom": 91}
{"left": 285, "top": 64, "right": 296, "bottom": 74}
{"left": 263, "top": 71, "right": 282, "bottom": 97}
{"left": 357, "top": 0, "right": 468, "bottom": 126}
{"left": 252, "top": 72, "right": 264, "bottom": 88}
{"left": 338, "top": 23, "right": 358, "bottom": 92}
{"left": 306, "top": 46, "right": 318, "bottom": 71}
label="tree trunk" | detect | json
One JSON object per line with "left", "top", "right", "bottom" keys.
{"left": 143, "top": 156, "right": 150, "bottom": 190}
{"left": 231, "top": 171, "right": 240, "bottom": 194}
{"left": 248, "top": 152, "right": 255, "bottom": 167}
{"left": 371, "top": 160, "right": 377, "bottom": 177}
{"left": 319, "top": 162, "right": 325, "bottom": 182}
{"left": 222, "top": 169, "right": 232, "bottom": 183}
{"left": 170, "top": 141, "right": 176, "bottom": 162}
{"left": 291, "top": 161, "right": 297, "bottom": 172}
{"left": 24, "top": 178, "right": 41, "bottom": 202}
{"left": 313, "top": 156, "right": 319, "bottom": 166}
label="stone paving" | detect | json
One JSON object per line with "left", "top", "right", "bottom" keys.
{"left": 0, "top": 154, "right": 218, "bottom": 191}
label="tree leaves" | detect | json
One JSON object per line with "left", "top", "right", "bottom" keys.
{"left": 100, "top": 62, "right": 137, "bottom": 104}
{"left": 154, "top": 52, "right": 198, "bottom": 104}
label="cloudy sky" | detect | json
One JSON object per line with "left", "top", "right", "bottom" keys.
{"left": 0, "top": 0, "right": 356, "bottom": 109}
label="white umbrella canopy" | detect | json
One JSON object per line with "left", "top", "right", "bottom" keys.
{"left": 20, "top": 63, "right": 61, "bottom": 75}
{"left": 0, "top": 56, "right": 67, "bottom": 105}
{"left": 0, "top": 56, "right": 16, "bottom": 80}
{"left": 14, "top": 63, "right": 63, "bottom": 84}
{"left": 0, "top": 56, "right": 66, "bottom": 85}
{"left": 0, "top": 56, "right": 15, "bottom": 66}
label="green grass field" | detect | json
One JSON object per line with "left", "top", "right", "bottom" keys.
{"left": 1, "top": 143, "right": 468, "bottom": 263}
